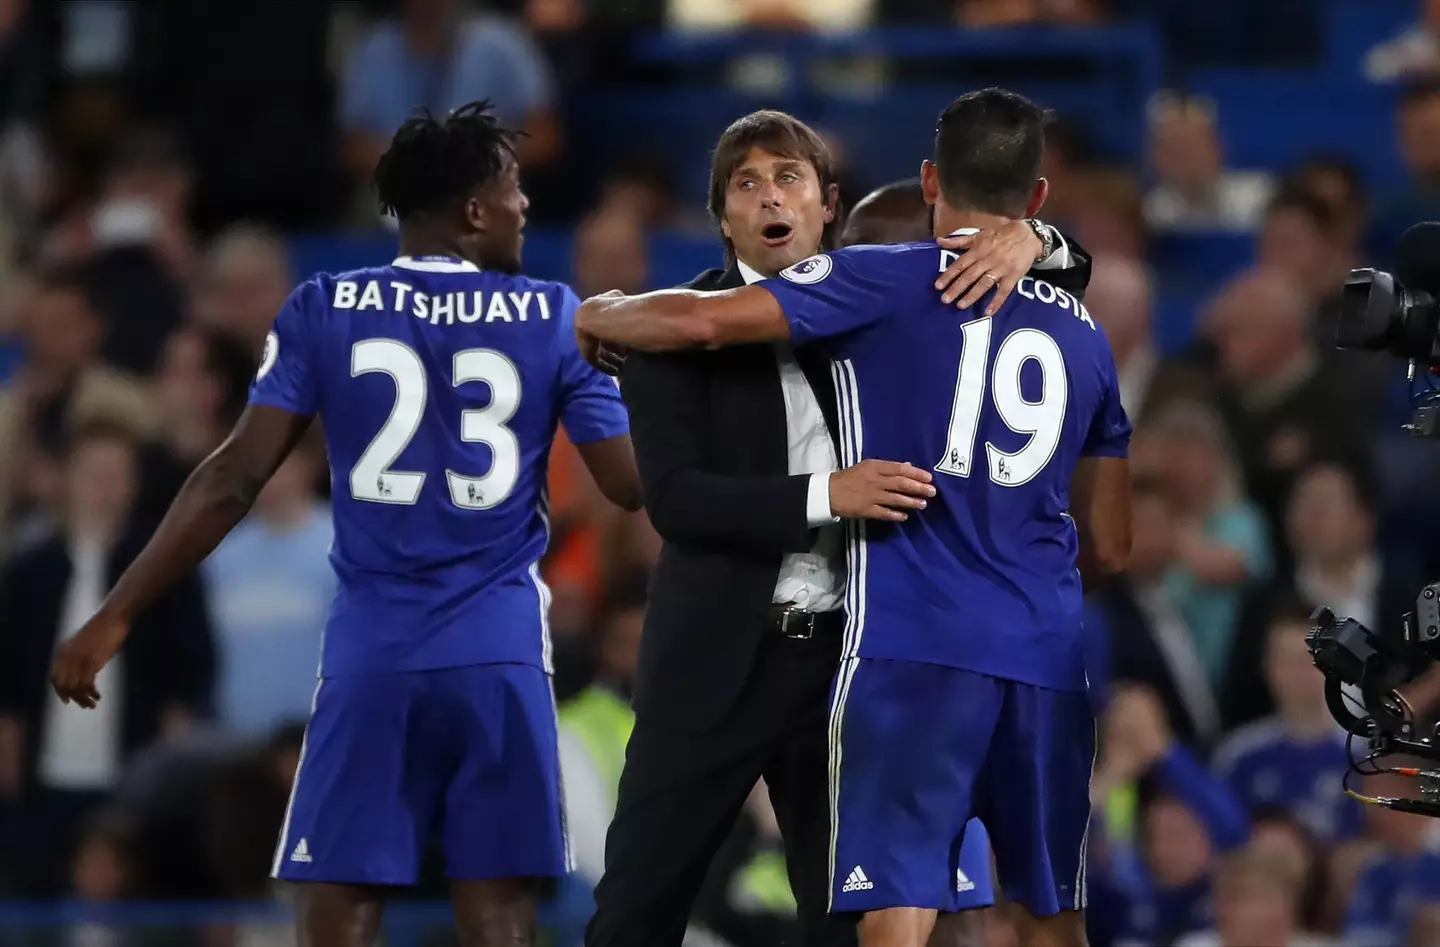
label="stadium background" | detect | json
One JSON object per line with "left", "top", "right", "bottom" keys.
{"left": 4, "top": 0, "right": 1440, "bottom": 944}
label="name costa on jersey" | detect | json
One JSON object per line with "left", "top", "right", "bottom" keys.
{"left": 938, "top": 250, "right": 1096, "bottom": 331}
{"left": 332, "top": 279, "right": 555, "bottom": 327}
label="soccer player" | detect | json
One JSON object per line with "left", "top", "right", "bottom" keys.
{"left": 574, "top": 88, "right": 1133, "bottom": 947}
{"left": 51, "top": 102, "right": 641, "bottom": 947}
{"left": 840, "top": 178, "right": 999, "bottom": 947}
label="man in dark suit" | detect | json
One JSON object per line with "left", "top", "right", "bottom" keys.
{"left": 0, "top": 420, "right": 215, "bottom": 896}
{"left": 587, "top": 111, "right": 1093, "bottom": 947}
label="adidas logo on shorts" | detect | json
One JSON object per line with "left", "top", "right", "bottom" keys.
{"left": 957, "top": 869, "right": 975, "bottom": 893}
{"left": 842, "top": 866, "right": 875, "bottom": 892}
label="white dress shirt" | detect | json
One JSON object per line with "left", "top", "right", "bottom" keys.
{"left": 38, "top": 536, "right": 123, "bottom": 791}
{"left": 737, "top": 259, "right": 846, "bottom": 614}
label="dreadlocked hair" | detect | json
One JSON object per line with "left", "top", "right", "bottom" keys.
{"left": 372, "top": 100, "right": 520, "bottom": 221}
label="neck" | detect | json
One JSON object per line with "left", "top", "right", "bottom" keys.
{"left": 399, "top": 227, "right": 474, "bottom": 266}
{"left": 734, "top": 255, "right": 780, "bottom": 280}
{"left": 1308, "top": 553, "right": 1365, "bottom": 592}
{"left": 68, "top": 515, "right": 121, "bottom": 548}
{"left": 1281, "top": 706, "right": 1334, "bottom": 740}
{"left": 933, "top": 206, "right": 1020, "bottom": 239}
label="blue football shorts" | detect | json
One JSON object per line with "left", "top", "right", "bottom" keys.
{"left": 829, "top": 657, "right": 1094, "bottom": 916}
{"left": 272, "top": 663, "right": 570, "bottom": 885}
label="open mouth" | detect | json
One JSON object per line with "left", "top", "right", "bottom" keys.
{"left": 761, "top": 222, "right": 794, "bottom": 246}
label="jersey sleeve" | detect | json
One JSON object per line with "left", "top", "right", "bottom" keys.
{"left": 758, "top": 246, "right": 904, "bottom": 346}
{"left": 1081, "top": 339, "right": 1132, "bottom": 458}
{"left": 555, "top": 286, "right": 630, "bottom": 444}
{"left": 249, "top": 280, "right": 323, "bottom": 417}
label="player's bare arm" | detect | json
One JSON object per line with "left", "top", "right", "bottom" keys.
{"left": 576, "top": 284, "right": 789, "bottom": 360}
{"left": 51, "top": 404, "right": 310, "bottom": 707}
{"left": 1070, "top": 455, "right": 1133, "bottom": 590}
{"left": 575, "top": 433, "right": 645, "bottom": 511}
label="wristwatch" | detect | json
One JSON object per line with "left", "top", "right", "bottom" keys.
{"left": 1023, "top": 218, "right": 1055, "bottom": 264}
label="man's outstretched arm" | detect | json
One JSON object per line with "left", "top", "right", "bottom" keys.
{"left": 51, "top": 404, "right": 311, "bottom": 707}
{"left": 576, "top": 285, "right": 791, "bottom": 356}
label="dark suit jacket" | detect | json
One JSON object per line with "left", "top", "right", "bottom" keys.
{"left": 624, "top": 240, "right": 1094, "bottom": 732}
{"left": 0, "top": 525, "right": 217, "bottom": 792}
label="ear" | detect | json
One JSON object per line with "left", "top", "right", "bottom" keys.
{"left": 720, "top": 215, "right": 732, "bottom": 241}
{"left": 920, "top": 160, "right": 941, "bottom": 206}
{"left": 1024, "top": 178, "right": 1050, "bottom": 219}
{"left": 464, "top": 193, "right": 487, "bottom": 234}
{"left": 823, "top": 182, "right": 840, "bottom": 223}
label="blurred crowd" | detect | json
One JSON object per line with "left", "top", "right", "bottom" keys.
{"left": 4, "top": 0, "right": 1440, "bottom": 946}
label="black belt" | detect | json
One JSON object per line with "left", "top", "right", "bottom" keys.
{"left": 767, "top": 606, "right": 843, "bottom": 640}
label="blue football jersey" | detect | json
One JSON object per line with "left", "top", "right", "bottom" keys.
{"left": 249, "top": 255, "right": 629, "bottom": 676}
{"left": 761, "top": 243, "right": 1131, "bottom": 691}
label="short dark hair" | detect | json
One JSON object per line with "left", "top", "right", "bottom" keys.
{"left": 934, "top": 88, "right": 1049, "bottom": 217}
{"left": 1285, "top": 153, "right": 1365, "bottom": 205}
{"left": 707, "top": 110, "right": 841, "bottom": 260}
{"left": 842, "top": 178, "right": 931, "bottom": 247}
{"left": 1400, "top": 77, "right": 1440, "bottom": 111}
{"left": 373, "top": 100, "right": 519, "bottom": 221}
{"left": 1265, "top": 182, "right": 1336, "bottom": 232}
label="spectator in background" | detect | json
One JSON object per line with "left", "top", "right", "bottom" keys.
{"left": 1066, "top": 167, "right": 1147, "bottom": 262}
{"left": 340, "top": 0, "right": 559, "bottom": 193}
{"left": 1284, "top": 155, "right": 1367, "bottom": 263}
{"left": 1143, "top": 92, "right": 1273, "bottom": 232}
{"left": 1087, "top": 477, "right": 1220, "bottom": 748}
{"left": 41, "top": 130, "right": 199, "bottom": 284}
{"left": 668, "top": 0, "right": 873, "bottom": 32}
{"left": 0, "top": 421, "right": 214, "bottom": 897}
{"left": 136, "top": 324, "right": 256, "bottom": 523}
{"left": 1210, "top": 600, "right": 1362, "bottom": 846}
{"left": 0, "top": 269, "right": 156, "bottom": 546}
{"left": 1343, "top": 766, "right": 1440, "bottom": 947}
{"left": 573, "top": 211, "right": 650, "bottom": 299}
{"left": 1246, "top": 811, "right": 1331, "bottom": 935}
{"left": 1224, "top": 460, "right": 1423, "bottom": 729}
{"left": 593, "top": 154, "right": 685, "bottom": 231}
{"left": 203, "top": 440, "right": 333, "bottom": 739}
{"left": 1087, "top": 255, "right": 1156, "bottom": 421}
{"left": 1206, "top": 269, "right": 1371, "bottom": 559}
{"left": 1257, "top": 187, "right": 1347, "bottom": 306}
{"left": 1175, "top": 850, "right": 1331, "bottom": 947}
{"left": 1364, "top": 0, "right": 1440, "bottom": 82}
{"left": 193, "top": 224, "right": 295, "bottom": 353}
{"left": 1370, "top": 79, "right": 1440, "bottom": 258}
{"left": 1145, "top": 400, "right": 1272, "bottom": 692}
{"left": 1090, "top": 685, "right": 1251, "bottom": 946}
{"left": 558, "top": 574, "right": 645, "bottom": 887}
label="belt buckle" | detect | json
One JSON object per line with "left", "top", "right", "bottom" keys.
{"left": 779, "top": 608, "right": 815, "bottom": 640}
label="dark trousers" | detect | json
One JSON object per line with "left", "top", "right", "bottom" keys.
{"left": 587, "top": 630, "right": 856, "bottom": 947}
{"left": 12, "top": 786, "right": 109, "bottom": 897}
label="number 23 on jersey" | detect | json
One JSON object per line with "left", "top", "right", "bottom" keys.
{"left": 349, "top": 338, "right": 522, "bottom": 510}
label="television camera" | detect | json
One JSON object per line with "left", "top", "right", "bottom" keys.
{"left": 1311, "top": 222, "right": 1440, "bottom": 815}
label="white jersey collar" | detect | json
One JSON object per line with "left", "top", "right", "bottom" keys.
{"left": 391, "top": 255, "right": 481, "bottom": 273}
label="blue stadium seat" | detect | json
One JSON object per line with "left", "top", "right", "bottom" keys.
{"left": 1186, "top": 69, "right": 1404, "bottom": 188}
{"left": 1148, "top": 231, "right": 1255, "bottom": 291}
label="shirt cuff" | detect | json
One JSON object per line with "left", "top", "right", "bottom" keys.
{"left": 806, "top": 473, "right": 838, "bottom": 527}
{"left": 1031, "top": 226, "right": 1074, "bottom": 270}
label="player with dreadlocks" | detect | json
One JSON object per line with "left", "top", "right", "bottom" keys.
{"left": 51, "top": 101, "right": 641, "bottom": 946}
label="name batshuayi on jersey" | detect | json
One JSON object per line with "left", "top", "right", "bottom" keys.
{"left": 248, "top": 257, "right": 629, "bottom": 678}
{"left": 761, "top": 243, "right": 1132, "bottom": 693}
